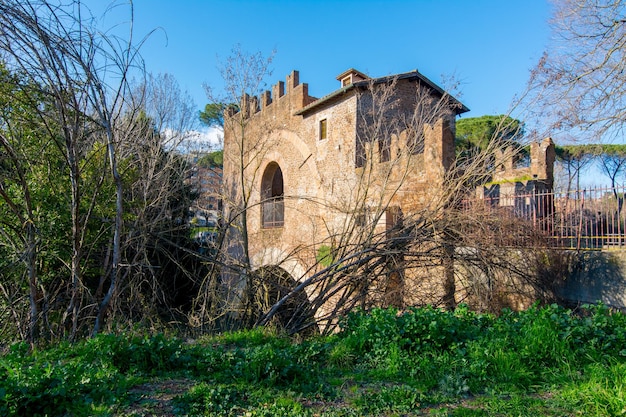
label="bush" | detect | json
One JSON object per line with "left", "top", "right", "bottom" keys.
{"left": 112, "top": 333, "right": 190, "bottom": 375}
{"left": 337, "top": 305, "right": 487, "bottom": 360}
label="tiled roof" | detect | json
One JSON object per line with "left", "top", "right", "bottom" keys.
{"left": 294, "top": 70, "right": 469, "bottom": 116}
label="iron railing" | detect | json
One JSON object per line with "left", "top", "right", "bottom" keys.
{"left": 262, "top": 198, "right": 284, "bottom": 228}
{"left": 468, "top": 185, "right": 626, "bottom": 250}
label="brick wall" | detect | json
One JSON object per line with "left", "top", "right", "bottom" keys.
{"left": 223, "top": 69, "right": 464, "bottom": 316}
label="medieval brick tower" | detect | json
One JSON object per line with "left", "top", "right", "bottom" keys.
{"left": 222, "top": 68, "right": 468, "bottom": 329}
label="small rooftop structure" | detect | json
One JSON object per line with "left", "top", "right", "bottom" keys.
{"left": 336, "top": 68, "right": 369, "bottom": 87}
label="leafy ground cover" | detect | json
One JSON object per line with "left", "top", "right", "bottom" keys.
{"left": 1, "top": 303, "right": 625, "bottom": 416}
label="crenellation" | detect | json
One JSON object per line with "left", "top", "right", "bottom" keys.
{"left": 273, "top": 80, "right": 285, "bottom": 99}
{"left": 261, "top": 90, "right": 272, "bottom": 109}
{"left": 240, "top": 93, "right": 251, "bottom": 118}
{"left": 390, "top": 133, "right": 400, "bottom": 161}
{"left": 530, "top": 137, "right": 555, "bottom": 185}
{"left": 225, "top": 105, "right": 236, "bottom": 118}
{"left": 250, "top": 95, "right": 259, "bottom": 115}
{"left": 287, "top": 70, "right": 299, "bottom": 90}
{"left": 371, "top": 139, "right": 380, "bottom": 163}
{"left": 397, "top": 130, "right": 409, "bottom": 155}
{"left": 291, "top": 81, "right": 310, "bottom": 110}
{"left": 231, "top": 71, "right": 318, "bottom": 120}
{"left": 493, "top": 138, "right": 555, "bottom": 185}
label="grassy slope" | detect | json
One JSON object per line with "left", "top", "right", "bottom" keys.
{"left": 1, "top": 303, "right": 625, "bottom": 416}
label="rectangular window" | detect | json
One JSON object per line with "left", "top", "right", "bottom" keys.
{"left": 319, "top": 119, "right": 327, "bottom": 140}
{"left": 385, "top": 206, "right": 403, "bottom": 237}
{"left": 355, "top": 212, "right": 367, "bottom": 228}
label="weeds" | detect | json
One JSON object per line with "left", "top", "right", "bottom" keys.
{"left": 0, "top": 303, "right": 624, "bottom": 416}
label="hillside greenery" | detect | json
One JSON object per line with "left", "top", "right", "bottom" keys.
{"left": 1, "top": 303, "right": 624, "bottom": 416}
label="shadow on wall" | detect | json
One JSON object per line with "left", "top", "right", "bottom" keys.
{"left": 557, "top": 251, "right": 626, "bottom": 310}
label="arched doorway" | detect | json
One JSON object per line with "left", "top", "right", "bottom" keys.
{"left": 241, "top": 265, "right": 317, "bottom": 335}
{"left": 261, "top": 162, "right": 284, "bottom": 228}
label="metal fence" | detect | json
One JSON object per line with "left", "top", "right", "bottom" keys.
{"left": 470, "top": 185, "right": 626, "bottom": 250}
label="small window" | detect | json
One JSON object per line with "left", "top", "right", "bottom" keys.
{"left": 355, "top": 212, "right": 367, "bottom": 228}
{"left": 385, "top": 206, "right": 403, "bottom": 237}
{"left": 319, "top": 119, "right": 327, "bottom": 140}
{"left": 341, "top": 76, "right": 351, "bottom": 87}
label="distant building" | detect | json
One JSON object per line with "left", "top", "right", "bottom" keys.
{"left": 185, "top": 152, "right": 223, "bottom": 229}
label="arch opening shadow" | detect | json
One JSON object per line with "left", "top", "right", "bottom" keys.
{"left": 242, "top": 265, "right": 318, "bottom": 335}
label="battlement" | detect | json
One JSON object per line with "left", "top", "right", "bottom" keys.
{"left": 231, "top": 70, "right": 318, "bottom": 120}
{"left": 492, "top": 137, "right": 556, "bottom": 187}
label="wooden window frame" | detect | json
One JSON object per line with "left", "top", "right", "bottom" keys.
{"left": 319, "top": 119, "right": 327, "bottom": 140}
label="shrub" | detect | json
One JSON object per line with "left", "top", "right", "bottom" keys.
{"left": 108, "top": 333, "right": 189, "bottom": 375}
{"left": 337, "top": 305, "right": 487, "bottom": 361}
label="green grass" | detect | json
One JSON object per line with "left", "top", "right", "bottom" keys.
{"left": 1, "top": 303, "right": 625, "bottom": 416}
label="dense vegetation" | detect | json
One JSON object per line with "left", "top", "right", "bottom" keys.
{"left": 1, "top": 303, "right": 624, "bottom": 416}
{"left": 0, "top": 3, "right": 206, "bottom": 343}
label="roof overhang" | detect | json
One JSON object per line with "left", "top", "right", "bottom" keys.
{"left": 294, "top": 70, "right": 469, "bottom": 117}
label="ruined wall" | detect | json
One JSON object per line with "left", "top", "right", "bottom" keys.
{"left": 475, "top": 137, "right": 556, "bottom": 223}
{"left": 490, "top": 137, "right": 556, "bottom": 187}
{"left": 452, "top": 247, "right": 626, "bottom": 312}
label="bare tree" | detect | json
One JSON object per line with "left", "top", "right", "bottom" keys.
{"left": 102, "top": 72, "right": 203, "bottom": 331}
{"left": 555, "top": 144, "right": 596, "bottom": 193}
{"left": 527, "top": 0, "right": 626, "bottom": 142}
{"left": 596, "top": 145, "right": 626, "bottom": 227}
{"left": 190, "top": 45, "right": 276, "bottom": 331}
{"left": 0, "top": 0, "right": 150, "bottom": 340}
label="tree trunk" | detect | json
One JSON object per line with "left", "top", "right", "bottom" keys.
{"left": 93, "top": 123, "right": 123, "bottom": 336}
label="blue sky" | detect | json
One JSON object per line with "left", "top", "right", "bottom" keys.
{"left": 89, "top": 0, "right": 552, "bottom": 119}
{"left": 87, "top": 1, "right": 618, "bottom": 186}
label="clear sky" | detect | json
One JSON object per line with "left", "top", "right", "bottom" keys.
{"left": 88, "top": 0, "right": 552, "bottom": 120}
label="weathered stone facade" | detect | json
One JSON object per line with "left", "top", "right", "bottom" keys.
{"left": 474, "top": 137, "right": 556, "bottom": 225}
{"left": 222, "top": 69, "right": 468, "bottom": 323}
